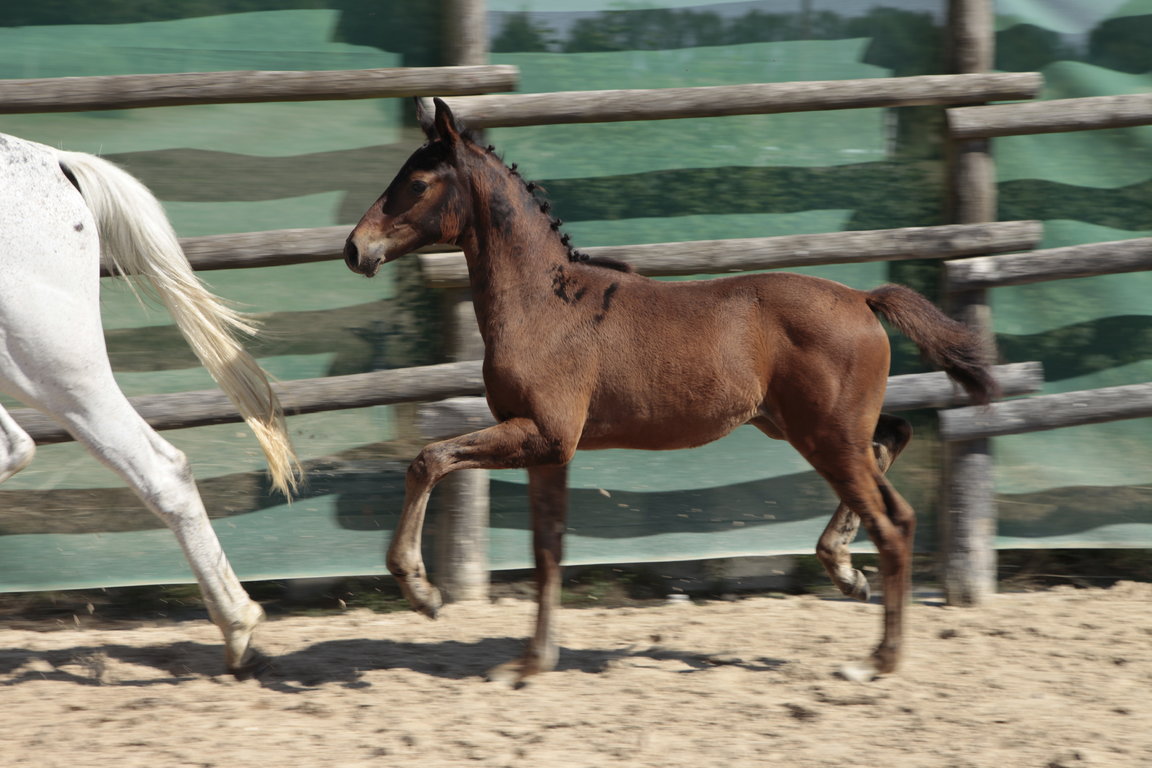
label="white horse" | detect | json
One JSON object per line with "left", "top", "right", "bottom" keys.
{"left": 0, "top": 132, "right": 301, "bottom": 676}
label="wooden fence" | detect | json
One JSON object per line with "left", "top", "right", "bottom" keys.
{"left": 0, "top": 13, "right": 1047, "bottom": 598}
{"left": 431, "top": 73, "right": 1040, "bottom": 127}
{"left": 5, "top": 0, "right": 1149, "bottom": 606}
{"left": 0, "top": 65, "right": 519, "bottom": 113}
{"left": 935, "top": 6, "right": 1152, "bottom": 601}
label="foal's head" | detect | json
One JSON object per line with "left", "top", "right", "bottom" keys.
{"left": 344, "top": 97, "right": 484, "bottom": 277}
{"left": 345, "top": 97, "right": 628, "bottom": 279}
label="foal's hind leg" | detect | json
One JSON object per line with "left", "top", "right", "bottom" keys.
{"left": 816, "top": 414, "right": 912, "bottom": 602}
{"left": 775, "top": 406, "right": 916, "bottom": 680}
{"left": 814, "top": 454, "right": 915, "bottom": 679}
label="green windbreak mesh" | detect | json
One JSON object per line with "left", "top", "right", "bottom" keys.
{"left": 990, "top": 0, "right": 1152, "bottom": 548}
{"left": 478, "top": 1, "right": 951, "bottom": 566}
{"left": 0, "top": 8, "right": 430, "bottom": 589}
{"left": 8, "top": 1, "right": 1138, "bottom": 592}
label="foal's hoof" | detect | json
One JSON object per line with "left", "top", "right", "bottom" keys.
{"left": 836, "top": 660, "right": 879, "bottom": 683}
{"left": 837, "top": 648, "right": 898, "bottom": 682}
{"left": 844, "top": 569, "right": 871, "bottom": 602}
{"left": 485, "top": 658, "right": 541, "bottom": 689}
{"left": 400, "top": 579, "right": 443, "bottom": 620}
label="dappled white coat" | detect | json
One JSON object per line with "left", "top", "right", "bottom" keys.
{"left": 0, "top": 133, "right": 299, "bottom": 674}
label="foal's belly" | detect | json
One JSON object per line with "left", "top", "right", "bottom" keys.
{"left": 577, "top": 392, "right": 761, "bottom": 451}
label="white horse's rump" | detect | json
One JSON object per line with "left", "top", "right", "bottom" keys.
{"left": 0, "top": 133, "right": 300, "bottom": 674}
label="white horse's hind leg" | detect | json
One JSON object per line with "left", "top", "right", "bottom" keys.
{"left": 0, "top": 407, "right": 35, "bottom": 483}
{"left": 0, "top": 140, "right": 264, "bottom": 675}
{"left": 116, "top": 426, "right": 267, "bottom": 676}
{"left": 2, "top": 369, "right": 266, "bottom": 675}
{"left": 39, "top": 388, "right": 266, "bottom": 676}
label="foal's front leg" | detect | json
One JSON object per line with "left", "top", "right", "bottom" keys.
{"left": 487, "top": 463, "right": 568, "bottom": 687}
{"left": 387, "top": 418, "right": 569, "bottom": 619}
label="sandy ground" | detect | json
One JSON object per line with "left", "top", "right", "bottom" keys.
{"left": 1, "top": 581, "right": 1149, "bottom": 768}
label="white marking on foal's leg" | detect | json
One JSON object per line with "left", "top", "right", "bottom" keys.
{"left": 837, "top": 660, "right": 880, "bottom": 683}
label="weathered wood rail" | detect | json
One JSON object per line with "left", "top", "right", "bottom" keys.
{"left": 418, "top": 363, "right": 1045, "bottom": 441}
{"left": 0, "top": 66, "right": 519, "bottom": 114}
{"left": 10, "top": 360, "right": 1046, "bottom": 447}
{"left": 9, "top": 362, "right": 486, "bottom": 444}
{"left": 433, "top": 72, "right": 1042, "bottom": 128}
{"left": 94, "top": 220, "right": 1044, "bottom": 283}
{"left": 949, "top": 92, "right": 1152, "bottom": 139}
{"left": 945, "top": 237, "right": 1152, "bottom": 290}
{"left": 100, "top": 227, "right": 459, "bottom": 276}
{"left": 419, "top": 221, "right": 1043, "bottom": 288}
{"left": 940, "top": 382, "right": 1152, "bottom": 442}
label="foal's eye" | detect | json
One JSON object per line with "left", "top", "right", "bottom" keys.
{"left": 410, "top": 180, "right": 429, "bottom": 195}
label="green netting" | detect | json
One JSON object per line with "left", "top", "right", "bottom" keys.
{"left": 2, "top": 0, "right": 1146, "bottom": 592}
{"left": 991, "top": 1, "right": 1152, "bottom": 537}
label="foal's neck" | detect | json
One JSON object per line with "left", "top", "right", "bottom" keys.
{"left": 458, "top": 151, "right": 576, "bottom": 330}
{"left": 463, "top": 152, "right": 565, "bottom": 262}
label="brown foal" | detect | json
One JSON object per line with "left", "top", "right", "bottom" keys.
{"left": 344, "top": 98, "right": 997, "bottom": 685}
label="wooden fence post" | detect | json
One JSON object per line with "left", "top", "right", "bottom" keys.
{"left": 445, "top": 0, "right": 488, "bottom": 71}
{"left": 431, "top": 0, "right": 491, "bottom": 602}
{"left": 941, "top": 0, "right": 998, "bottom": 605}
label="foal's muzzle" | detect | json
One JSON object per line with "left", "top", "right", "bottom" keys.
{"left": 343, "top": 233, "right": 386, "bottom": 277}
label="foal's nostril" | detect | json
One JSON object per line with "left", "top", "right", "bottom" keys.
{"left": 343, "top": 239, "right": 359, "bottom": 269}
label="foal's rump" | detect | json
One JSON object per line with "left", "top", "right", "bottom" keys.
{"left": 739, "top": 272, "right": 996, "bottom": 408}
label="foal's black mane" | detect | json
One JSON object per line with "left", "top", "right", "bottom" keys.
{"left": 416, "top": 99, "right": 631, "bottom": 274}
{"left": 473, "top": 139, "right": 633, "bottom": 274}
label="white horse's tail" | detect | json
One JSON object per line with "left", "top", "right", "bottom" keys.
{"left": 56, "top": 149, "right": 301, "bottom": 497}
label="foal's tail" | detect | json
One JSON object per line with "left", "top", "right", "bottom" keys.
{"left": 866, "top": 284, "right": 999, "bottom": 406}
{"left": 56, "top": 149, "right": 301, "bottom": 497}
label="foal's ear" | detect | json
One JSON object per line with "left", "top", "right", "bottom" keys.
{"left": 432, "top": 97, "right": 462, "bottom": 146}
{"left": 415, "top": 97, "right": 436, "bottom": 140}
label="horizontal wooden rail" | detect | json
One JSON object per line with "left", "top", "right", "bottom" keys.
{"left": 11, "top": 361, "right": 485, "bottom": 444}
{"left": 0, "top": 65, "right": 519, "bottom": 114}
{"left": 945, "top": 237, "right": 1152, "bottom": 291}
{"left": 419, "top": 221, "right": 1043, "bottom": 289}
{"left": 434, "top": 72, "right": 1042, "bottom": 128}
{"left": 10, "top": 359, "right": 1044, "bottom": 446}
{"left": 174, "top": 226, "right": 349, "bottom": 272}
{"left": 418, "top": 363, "right": 1045, "bottom": 440}
{"left": 940, "top": 382, "right": 1152, "bottom": 442}
{"left": 94, "top": 221, "right": 1039, "bottom": 278}
{"left": 948, "top": 92, "right": 1152, "bottom": 139}
{"left": 883, "top": 362, "right": 1043, "bottom": 411}
{"left": 99, "top": 227, "right": 460, "bottom": 276}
